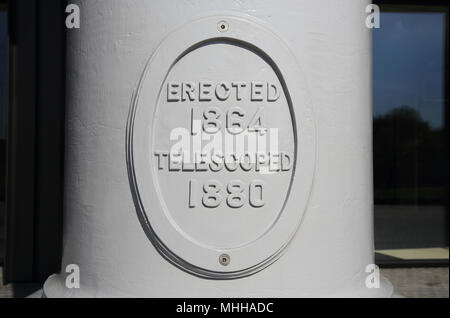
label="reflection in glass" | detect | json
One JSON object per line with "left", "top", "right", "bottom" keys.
{"left": 373, "top": 12, "right": 448, "bottom": 252}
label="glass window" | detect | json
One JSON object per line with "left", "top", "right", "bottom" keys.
{"left": 373, "top": 9, "right": 449, "bottom": 264}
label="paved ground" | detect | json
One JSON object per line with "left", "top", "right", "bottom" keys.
{"left": 0, "top": 267, "right": 11, "bottom": 298}
{"left": 0, "top": 202, "right": 4, "bottom": 265}
{"left": 382, "top": 267, "right": 449, "bottom": 298}
{"left": 0, "top": 266, "right": 448, "bottom": 298}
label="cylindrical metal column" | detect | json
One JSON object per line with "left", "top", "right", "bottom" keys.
{"left": 44, "top": 0, "right": 393, "bottom": 297}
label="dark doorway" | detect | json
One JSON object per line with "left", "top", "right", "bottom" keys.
{"left": 1, "top": 0, "right": 66, "bottom": 286}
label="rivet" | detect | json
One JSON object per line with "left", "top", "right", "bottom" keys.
{"left": 219, "top": 253, "right": 230, "bottom": 266}
{"left": 217, "top": 21, "right": 229, "bottom": 33}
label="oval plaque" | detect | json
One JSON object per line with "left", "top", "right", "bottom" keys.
{"left": 127, "top": 15, "right": 315, "bottom": 279}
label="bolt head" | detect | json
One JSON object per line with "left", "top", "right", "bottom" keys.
{"left": 219, "top": 253, "right": 230, "bottom": 266}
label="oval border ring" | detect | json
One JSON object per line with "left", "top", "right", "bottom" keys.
{"left": 126, "top": 13, "right": 316, "bottom": 279}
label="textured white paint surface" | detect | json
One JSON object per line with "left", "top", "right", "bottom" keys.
{"left": 43, "top": 0, "right": 393, "bottom": 297}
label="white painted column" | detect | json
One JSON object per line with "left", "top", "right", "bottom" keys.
{"left": 43, "top": 0, "right": 394, "bottom": 297}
